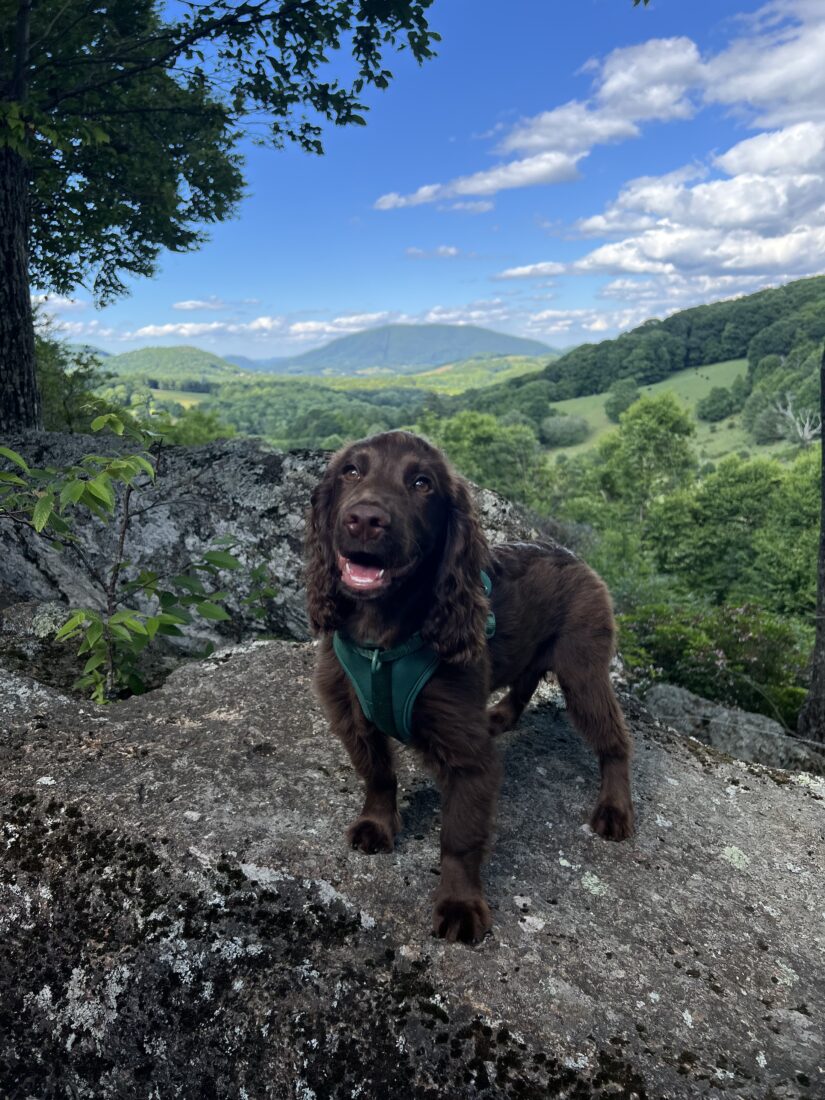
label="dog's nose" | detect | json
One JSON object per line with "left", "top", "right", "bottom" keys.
{"left": 344, "top": 503, "right": 391, "bottom": 542}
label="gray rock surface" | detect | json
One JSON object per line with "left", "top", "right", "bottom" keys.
{"left": 2, "top": 641, "right": 823, "bottom": 1098}
{"left": 0, "top": 433, "right": 542, "bottom": 654}
{"left": 645, "top": 683, "right": 825, "bottom": 777}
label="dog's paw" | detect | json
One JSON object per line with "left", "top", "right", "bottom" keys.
{"left": 590, "top": 799, "right": 635, "bottom": 841}
{"left": 346, "top": 816, "right": 395, "bottom": 854}
{"left": 432, "top": 895, "right": 492, "bottom": 944}
{"left": 487, "top": 702, "right": 516, "bottom": 737}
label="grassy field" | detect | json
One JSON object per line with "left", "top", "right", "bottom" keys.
{"left": 314, "top": 355, "right": 551, "bottom": 394}
{"left": 553, "top": 358, "right": 772, "bottom": 459}
{"left": 152, "top": 388, "right": 208, "bottom": 409}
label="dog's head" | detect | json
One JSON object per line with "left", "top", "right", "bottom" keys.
{"left": 305, "top": 430, "right": 488, "bottom": 664}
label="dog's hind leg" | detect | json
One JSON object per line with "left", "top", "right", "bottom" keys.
{"left": 553, "top": 635, "right": 635, "bottom": 841}
{"left": 487, "top": 665, "right": 543, "bottom": 736}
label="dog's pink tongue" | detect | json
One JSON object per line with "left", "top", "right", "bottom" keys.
{"left": 340, "top": 557, "right": 386, "bottom": 590}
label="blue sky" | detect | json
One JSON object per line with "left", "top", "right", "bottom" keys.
{"left": 42, "top": 0, "right": 825, "bottom": 358}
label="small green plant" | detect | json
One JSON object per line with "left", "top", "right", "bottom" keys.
{"left": 1, "top": 414, "right": 246, "bottom": 701}
{"left": 618, "top": 601, "right": 812, "bottom": 729}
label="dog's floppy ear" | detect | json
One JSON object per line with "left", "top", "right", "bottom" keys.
{"left": 420, "top": 473, "right": 488, "bottom": 665}
{"left": 304, "top": 464, "right": 343, "bottom": 634}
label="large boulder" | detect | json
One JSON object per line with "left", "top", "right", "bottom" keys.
{"left": 0, "top": 433, "right": 543, "bottom": 652}
{"left": 1, "top": 641, "right": 822, "bottom": 1097}
{"left": 644, "top": 683, "right": 825, "bottom": 776}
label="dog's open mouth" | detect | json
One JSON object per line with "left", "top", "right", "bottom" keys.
{"left": 338, "top": 554, "right": 388, "bottom": 592}
{"left": 337, "top": 553, "right": 419, "bottom": 594}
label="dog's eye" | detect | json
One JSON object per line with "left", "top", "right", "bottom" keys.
{"left": 412, "top": 474, "right": 431, "bottom": 492}
{"left": 341, "top": 464, "right": 360, "bottom": 481}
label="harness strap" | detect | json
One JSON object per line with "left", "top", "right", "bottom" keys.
{"left": 333, "top": 570, "right": 495, "bottom": 743}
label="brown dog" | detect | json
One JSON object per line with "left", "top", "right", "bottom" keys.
{"left": 305, "top": 430, "right": 634, "bottom": 943}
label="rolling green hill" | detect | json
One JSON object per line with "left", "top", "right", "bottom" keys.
{"left": 105, "top": 345, "right": 242, "bottom": 383}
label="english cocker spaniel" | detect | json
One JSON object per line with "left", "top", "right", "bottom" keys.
{"left": 305, "top": 430, "right": 634, "bottom": 943}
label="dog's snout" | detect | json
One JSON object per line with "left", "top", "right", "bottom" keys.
{"left": 344, "top": 503, "right": 391, "bottom": 542}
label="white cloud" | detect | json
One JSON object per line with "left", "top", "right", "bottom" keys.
{"left": 497, "top": 102, "right": 638, "bottom": 156}
{"left": 596, "top": 36, "right": 702, "bottom": 121}
{"left": 446, "top": 200, "right": 494, "bottom": 214}
{"left": 497, "top": 261, "right": 566, "bottom": 280}
{"left": 703, "top": 2, "right": 825, "bottom": 126}
{"left": 375, "top": 151, "right": 582, "bottom": 209}
{"left": 31, "top": 294, "right": 87, "bottom": 312}
{"left": 375, "top": 32, "right": 707, "bottom": 211}
{"left": 406, "top": 245, "right": 460, "bottom": 259}
{"left": 715, "top": 120, "right": 825, "bottom": 175}
{"left": 129, "top": 320, "right": 238, "bottom": 339}
{"left": 172, "top": 298, "right": 228, "bottom": 311}
{"left": 286, "top": 312, "right": 392, "bottom": 341}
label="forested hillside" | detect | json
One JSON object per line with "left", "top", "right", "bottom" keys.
{"left": 452, "top": 274, "right": 825, "bottom": 419}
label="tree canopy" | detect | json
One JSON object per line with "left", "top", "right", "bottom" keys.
{"left": 0, "top": 0, "right": 438, "bottom": 429}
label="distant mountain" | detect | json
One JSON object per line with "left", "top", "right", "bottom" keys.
{"left": 68, "top": 343, "right": 111, "bottom": 359}
{"left": 225, "top": 323, "right": 557, "bottom": 375}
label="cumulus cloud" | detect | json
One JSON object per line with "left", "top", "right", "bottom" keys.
{"left": 375, "top": 31, "right": 708, "bottom": 211}
{"left": 703, "top": 1, "right": 825, "bottom": 126}
{"left": 497, "top": 4, "right": 825, "bottom": 310}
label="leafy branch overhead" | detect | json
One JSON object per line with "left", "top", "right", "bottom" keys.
{"left": 0, "top": 0, "right": 439, "bottom": 307}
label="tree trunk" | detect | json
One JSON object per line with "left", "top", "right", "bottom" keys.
{"left": 0, "top": 142, "right": 40, "bottom": 432}
{"left": 797, "top": 344, "right": 825, "bottom": 742}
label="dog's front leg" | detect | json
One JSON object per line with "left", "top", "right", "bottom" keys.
{"left": 432, "top": 735, "right": 501, "bottom": 944}
{"left": 339, "top": 720, "right": 401, "bottom": 854}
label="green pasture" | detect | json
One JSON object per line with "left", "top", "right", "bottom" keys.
{"left": 315, "top": 355, "right": 550, "bottom": 394}
{"left": 553, "top": 359, "right": 762, "bottom": 459}
{"left": 151, "top": 389, "right": 208, "bottom": 409}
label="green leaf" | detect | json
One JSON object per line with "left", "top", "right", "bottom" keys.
{"left": 60, "top": 479, "right": 86, "bottom": 506}
{"left": 91, "top": 413, "right": 124, "bottom": 435}
{"left": 84, "top": 652, "right": 107, "bottom": 674}
{"left": 55, "top": 611, "right": 87, "bottom": 640}
{"left": 0, "top": 446, "right": 30, "bottom": 473}
{"left": 201, "top": 550, "right": 242, "bottom": 570}
{"left": 132, "top": 455, "right": 156, "bottom": 479}
{"left": 110, "top": 610, "right": 148, "bottom": 634}
{"left": 171, "top": 574, "right": 205, "bottom": 594}
{"left": 32, "top": 492, "right": 55, "bottom": 532}
{"left": 196, "top": 601, "right": 231, "bottom": 621}
{"left": 85, "top": 476, "right": 115, "bottom": 509}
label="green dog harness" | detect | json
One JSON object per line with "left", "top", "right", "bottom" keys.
{"left": 333, "top": 571, "right": 495, "bottom": 744}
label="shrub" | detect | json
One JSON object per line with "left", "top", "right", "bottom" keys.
{"left": 696, "top": 386, "right": 734, "bottom": 422}
{"left": 604, "top": 378, "right": 640, "bottom": 423}
{"left": 618, "top": 601, "right": 812, "bottom": 729}
{"left": 540, "top": 414, "right": 590, "bottom": 447}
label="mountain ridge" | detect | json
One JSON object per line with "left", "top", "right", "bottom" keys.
{"left": 224, "top": 322, "right": 557, "bottom": 375}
